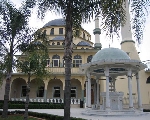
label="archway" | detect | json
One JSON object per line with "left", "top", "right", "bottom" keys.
{"left": 10, "top": 78, "right": 26, "bottom": 98}
{"left": 47, "top": 79, "right": 63, "bottom": 99}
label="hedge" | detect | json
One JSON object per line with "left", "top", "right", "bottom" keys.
{"left": 0, "top": 110, "right": 86, "bottom": 120}
{"left": 0, "top": 100, "right": 63, "bottom": 109}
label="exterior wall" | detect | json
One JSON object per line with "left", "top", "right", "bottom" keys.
{"left": 121, "top": 41, "right": 140, "bottom": 60}
{"left": 0, "top": 80, "right": 6, "bottom": 100}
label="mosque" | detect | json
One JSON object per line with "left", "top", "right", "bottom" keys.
{"left": 0, "top": 1, "right": 150, "bottom": 112}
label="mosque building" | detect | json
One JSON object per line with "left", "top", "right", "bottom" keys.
{"left": 0, "top": 1, "right": 150, "bottom": 110}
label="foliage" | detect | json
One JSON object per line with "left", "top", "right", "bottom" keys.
{"left": 0, "top": 101, "right": 64, "bottom": 109}
{"left": 24, "top": 0, "right": 126, "bottom": 36}
{"left": 129, "top": 0, "right": 150, "bottom": 44}
{"left": 0, "top": 0, "right": 32, "bottom": 118}
{"left": 17, "top": 32, "right": 50, "bottom": 81}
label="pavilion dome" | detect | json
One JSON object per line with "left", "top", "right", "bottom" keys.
{"left": 91, "top": 48, "right": 130, "bottom": 62}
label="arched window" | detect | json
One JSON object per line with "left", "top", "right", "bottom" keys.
{"left": 52, "top": 55, "right": 60, "bottom": 67}
{"left": 87, "top": 55, "right": 93, "bottom": 63}
{"left": 73, "top": 55, "right": 82, "bottom": 67}
{"left": 50, "top": 28, "right": 54, "bottom": 35}
{"left": 146, "top": 76, "right": 150, "bottom": 83}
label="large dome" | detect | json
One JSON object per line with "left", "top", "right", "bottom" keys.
{"left": 91, "top": 48, "right": 130, "bottom": 62}
{"left": 43, "top": 18, "right": 65, "bottom": 28}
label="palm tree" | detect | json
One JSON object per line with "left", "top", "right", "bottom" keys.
{"left": 23, "top": 0, "right": 126, "bottom": 119}
{"left": 24, "top": 0, "right": 150, "bottom": 119}
{"left": 0, "top": 1, "right": 31, "bottom": 118}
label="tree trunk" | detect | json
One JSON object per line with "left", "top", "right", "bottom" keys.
{"left": 64, "top": 1, "right": 73, "bottom": 120}
{"left": 24, "top": 73, "right": 31, "bottom": 120}
{"left": 2, "top": 73, "right": 12, "bottom": 118}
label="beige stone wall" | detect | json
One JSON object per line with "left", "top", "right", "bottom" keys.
{"left": 0, "top": 80, "right": 5, "bottom": 100}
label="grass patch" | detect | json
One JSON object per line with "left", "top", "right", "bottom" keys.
{"left": 0, "top": 115, "right": 38, "bottom": 120}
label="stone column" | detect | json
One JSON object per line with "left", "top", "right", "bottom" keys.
{"left": 127, "top": 68, "right": 133, "bottom": 109}
{"left": 85, "top": 80, "right": 88, "bottom": 108}
{"left": 44, "top": 80, "right": 48, "bottom": 102}
{"left": 94, "top": 82, "right": 97, "bottom": 104}
{"left": 136, "top": 72, "right": 143, "bottom": 110}
{"left": 87, "top": 72, "right": 91, "bottom": 108}
{"left": 104, "top": 67, "right": 110, "bottom": 110}
{"left": 96, "top": 78, "right": 100, "bottom": 107}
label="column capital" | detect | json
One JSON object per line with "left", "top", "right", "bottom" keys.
{"left": 127, "top": 68, "right": 132, "bottom": 76}
{"left": 86, "top": 71, "right": 91, "bottom": 78}
{"left": 135, "top": 72, "right": 139, "bottom": 79}
{"left": 104, "top": 66, "right": 109, "bottom": 76}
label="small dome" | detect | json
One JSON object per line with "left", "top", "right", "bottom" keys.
{"left": 91, "top": 48, "right": 130, "bottom": 62}
{"left": 43, "top": 19, "right": 65, "bottom": 27}
{"left": 77, "top": 41, "right": 91, "bottom": 46}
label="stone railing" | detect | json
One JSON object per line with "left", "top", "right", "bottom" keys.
{"left": 10, "top": 98, "right": 81, "bottom": 104}
{"left": 45, "top": 67, "right": 84, "bottom": 74}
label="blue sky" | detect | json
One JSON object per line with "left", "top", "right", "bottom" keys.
{"left": 12, "top": 0, "right": 150, "bottom": 62}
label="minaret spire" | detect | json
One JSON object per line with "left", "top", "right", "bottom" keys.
{"left": 121, "top": 0, "right": 132, "bottom": 41}
{"left": 121, "top": 0, "right": 140, "bottom": 60}
{"left": 93, "top": 17, "right": 102, "bottom": 49}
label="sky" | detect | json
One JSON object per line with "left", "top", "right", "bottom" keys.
{"left": 12, "top": 0, "right": 150, "bottom": 62}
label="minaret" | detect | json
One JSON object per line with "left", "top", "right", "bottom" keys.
{"left": 93, "top": 17, "right": 102, "bottom": 49}
{"left": 121, "top": 0, "right": 140, "bottom": 60}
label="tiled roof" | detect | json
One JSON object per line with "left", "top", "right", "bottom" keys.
{"left": 77, "top": 41, "right": 91, "bottom": 46}
{"left": 43, "top": 19, "right": 65, "bottom": 27}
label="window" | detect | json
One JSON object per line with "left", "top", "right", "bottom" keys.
{"left": 52, "top": 42, "right": 55, "bottom": 45}
{"left": 59, "top": 28, "right": 63, "bottom": 34}
{"left": 57, "top": 42, "right": 60, "bottom": 45}
{"left": 71, "top": 87, "right": 76, "bottom": 98}
{"left": 53, "top": 87, "right": 60, "bottom": 98}
{"left": 37, "top": 86, "right": 44, "bottom": 97}
{"left": 83, "top": 32, "right": 85, "bottom": 39}
{"left": 146, "top": 76, "right": 150, "bottom": 83}
{"left": 87, "top": 55, "right": 93, "bottom": 63}
{"left": 52, "top": 54, "right": 60, "bottom": 67}
{"left": 21, "top": 86, "right": 27, "bottom": 97}
{"left": 62, "top": 42, "right": 65, "bottom": 45}
{"left": 46, "top": 58, "right": 50, "bottom": 67}
{"left": 73, "top": 55, "right": 82, "bottom": 67}
{"left": 50, "top": 28, "right": 54, "bottom": 35}
{"left": 76, "top": 30, "right": 79, "bottom": 36}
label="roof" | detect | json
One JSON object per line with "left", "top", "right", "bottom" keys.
{"left": 52, "top": 36, "right": 65, "bottom": 41}
{"left": 77, "top": 41, "right": 91, "bottom": 46}
{"left": 43, "top": 19, "right": 65, "bottom": 28}
{"left": 91, "top": 48, "right": 130, "bottom": 62}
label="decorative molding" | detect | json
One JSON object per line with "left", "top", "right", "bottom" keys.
{"left": 120, "top": 40, "right": 135, "bottom": 45}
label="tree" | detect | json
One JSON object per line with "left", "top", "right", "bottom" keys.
{"left": 24, "top": 0, "right": 127, "bottom": 119}
{"left": 0, "top": 0, "right": 31, "bottom": 118}
{"left": 129, "top": 0, "right": 150, "bottom": 44}
{"left": 17, "top": 32, "right": 50, "bottom": 120}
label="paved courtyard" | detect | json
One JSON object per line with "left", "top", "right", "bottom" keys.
{"left": 1, "top": 108, "right": 150, "bottom": 120}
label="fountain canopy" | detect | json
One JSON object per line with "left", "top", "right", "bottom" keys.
{"left": 80, "top": 48, "right": 146, "bottom": 77}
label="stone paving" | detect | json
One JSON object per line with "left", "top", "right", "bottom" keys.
{"left": 1, "top": 108, "right": 150, "bottom": 120}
